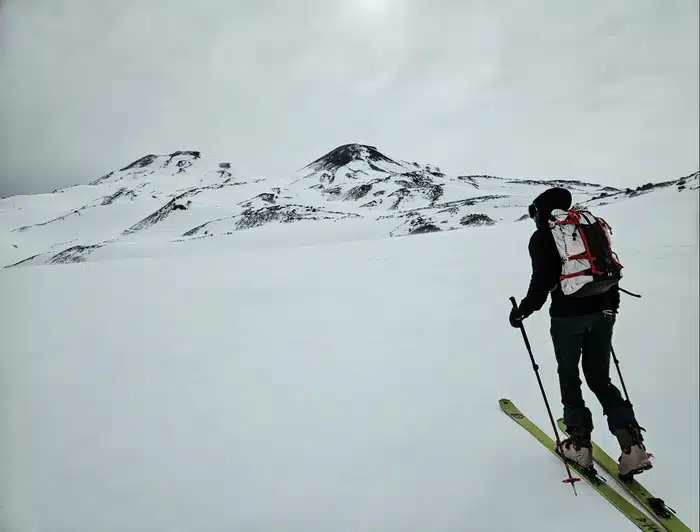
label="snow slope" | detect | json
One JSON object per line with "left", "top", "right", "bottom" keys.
{"left": 0, "top": 174, "right": 697, "bottom": 531}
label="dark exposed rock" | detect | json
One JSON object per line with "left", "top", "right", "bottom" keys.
{"left": 508, "top": 178, "right": 602, "bottom": 188}
{"left": 389, "top": 212, "right": 442, "bottom": 236}
{"left": 317, "top": 172, "right": 335, "bottom": 184}
{"left": 235, "top": 205, "right": 360, "bottom": 230}
{"left": 5, "top": 253, "right": 44, "bottom": 268}
{"left": 119, "top": 154, "right": 158, "bottom": 172}
{"left": 457, "top": 176, "right": 481, "bottom": 188}
{"left": 366, "top": 161, "right": 389, "bottom": 173}
{"left": 49, "top": 244, "right": 103, "bottom": 264}
{"left": 426, "top": 184, "right": 443, "bottom": 204}
{"left": 182, "top": 222, "right": 210, "bottom": 237}
{"left": 321, "top": 186, "right": 343, "bottom": 197}
{"left": 395, "top": 171, "right": 435, "bottom": 189}
{"left": 343, "top": 184, "right": 373, "bottom": 201}
{"left": 182, "top": 205, "right": 361, "bottom": 236}
{"left": 346, "top": 168, "right": 370, "bottom": 179}
{"left": 12, "top": 208, "right": 84, "bottom": 233}
{"left": 96, "top": 151, "right": 201, "bottom": 181}
{"left": 168, "top": 150, "right": 201, "bottom": 161}
{"left": 588, "top": 190, "right": 619, "bottom": 202}
{"left": 237, "top": 191, "right": 279, "bottom": 209}
{"left": 90, "top": 171, "right": 116, "bottom": 185}
{"left": 410, "top": 222, "right": 441, "bottom": 234}
{"left": 620, "top": 176, "right": 693, "bottom": 197}
{"left": 420, "top": 194, "right": 508, "bottom": 214}
{"left": 101, "top": 187, "right": 137, "bottom": 205}
{"left": 164, "top": 152, "right": 199, "bottom": 172}
{"left": 123, "top": 190, "right": 201, "bottom": 235}
{"left": 388, "top": 188, "right": 412, "bottom": 210}
{"left": 460, "top": 213, "right": 496, "bottom": 226}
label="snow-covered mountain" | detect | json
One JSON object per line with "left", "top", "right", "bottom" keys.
{"left": 0, "top": 144, "right": 697, "bottom": 268}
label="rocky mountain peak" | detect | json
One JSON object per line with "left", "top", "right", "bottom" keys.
{"left": 303, "top": 144, "right": 399, "bottom": 172}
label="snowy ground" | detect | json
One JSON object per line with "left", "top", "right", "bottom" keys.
{"left": 1, "top": 186, "right": 697, "bottom": 531}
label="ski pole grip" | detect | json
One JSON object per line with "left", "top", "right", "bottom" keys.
{"left": 509, "top": 296, "right": 518, "bottom": 310}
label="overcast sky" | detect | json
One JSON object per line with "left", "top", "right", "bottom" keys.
{"left": 0, "top": 0, "right": 698, "bottom": 197}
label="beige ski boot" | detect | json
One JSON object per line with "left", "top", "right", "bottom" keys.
{"left": 560, "top": 431, "right": 593, "bottom": 470}
{"left": 616, "top": 426, "right": 653, "bottom": 478}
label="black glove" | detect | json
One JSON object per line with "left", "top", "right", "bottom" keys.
{"left": 509, "top": 306, "right": 525, "bottom": 328}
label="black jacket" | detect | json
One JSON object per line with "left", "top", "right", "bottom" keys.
{"left": 518, "top": 187, "right": 620, "bottom": 319}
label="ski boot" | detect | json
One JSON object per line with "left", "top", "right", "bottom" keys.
{"left": 615, "top": 425, "right": 652, "bottom": 479}
{"left": 559, "top": 428, "right": 593, "bottom": 470}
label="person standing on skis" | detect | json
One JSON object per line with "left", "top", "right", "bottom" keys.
{"left": 509, "top": 187, "right": 652, "bottom": 478}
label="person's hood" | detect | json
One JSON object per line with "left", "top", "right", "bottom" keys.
{"left": 531, "top": 187, "right": 572, "bottom": 221}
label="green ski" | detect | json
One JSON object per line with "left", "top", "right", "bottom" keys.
{"left": 499, "top": 399, "right": 663, "bottom": 531}
{"left": 557, "top": 418, "right": 691, "bottom": 532}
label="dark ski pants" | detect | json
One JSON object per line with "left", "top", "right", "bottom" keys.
{"left": 550, "top": 311, "right": 639, "bottom": 435}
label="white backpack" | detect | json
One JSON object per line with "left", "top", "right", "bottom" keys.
{"left": 548, "top": 208, "right": 623, "bottom": 297}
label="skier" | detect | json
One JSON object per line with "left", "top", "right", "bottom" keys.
{"left": 509, "top": 187, "right": 652, "bottom": 478}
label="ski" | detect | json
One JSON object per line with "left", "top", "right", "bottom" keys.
{"left": 557, "top": 418, "right": 691, "bottom": 532}
{"left": 499, "top": 399, "right": 663, "bottom": 531}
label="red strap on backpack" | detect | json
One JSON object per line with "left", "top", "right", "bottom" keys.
{"left": 553, "top": 209, "right": 600, "bottom": 276}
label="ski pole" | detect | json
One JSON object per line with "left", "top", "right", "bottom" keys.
{"left": 509, "top": 297, "right": 581, "bottom": 494}
{"left": 610, "top": 345, "right": 652, "bottom": 457}
{"left": 610, "top": 345, "right": 631, "bottom": 403}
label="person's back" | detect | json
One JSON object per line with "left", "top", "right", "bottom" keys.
{"left": 510, "top": 187, "right": 651, "bottom": 478}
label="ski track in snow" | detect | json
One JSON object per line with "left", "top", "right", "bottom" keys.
{"left": 0, "top": 148, "right": 698, "bottom": 532}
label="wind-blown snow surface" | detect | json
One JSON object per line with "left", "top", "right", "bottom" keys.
{"left": 1, "top": 186, "right": 698, "bottom": 531}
